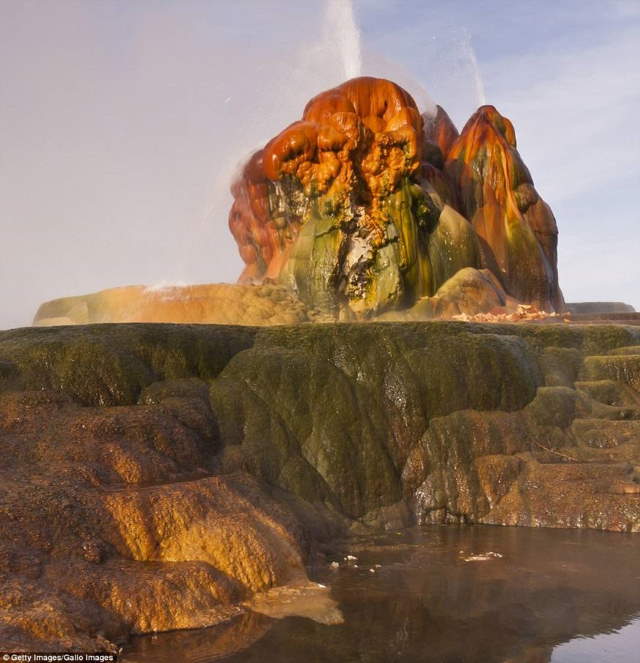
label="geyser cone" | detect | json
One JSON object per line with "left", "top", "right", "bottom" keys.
{"left": 229, "top": 77, "right": 563, "bottom": 318}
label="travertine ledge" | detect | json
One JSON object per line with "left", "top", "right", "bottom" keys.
{"left": 2, "top": 320, "right": 640, "bottom": 652}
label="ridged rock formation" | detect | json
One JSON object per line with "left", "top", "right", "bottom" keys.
{"left": 2, "top": 321, "right": 640, "bottom": 651}
{"left": 445, "top": 106, "right": 563, "bottom": 311}
{"left": 230, "top": 77, "right": 564, "bottom": 318}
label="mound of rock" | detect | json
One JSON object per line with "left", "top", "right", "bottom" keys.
{"left": 32, "top": 77, "right": 568, "bottom": 328}
{"left": 230, "top": 77, "right": 564, "bottom": 318}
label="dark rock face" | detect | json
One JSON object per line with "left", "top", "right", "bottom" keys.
{"left": 229, "top": 77, "right": 564, "bottom": 318}
{"left": 2, "top": 321, "right": 640, "bottom": 651}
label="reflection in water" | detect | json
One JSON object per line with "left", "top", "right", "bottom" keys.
{"left": 123, "top": 526, "right": 640, "bottom": 662}
{"left": 551, "top": 617, "right": 640, "bottom": 663}
{"left": 123, "top": 611, "right": 272, "bottom": 663}
{"left": 245, "top": 581, "right": 343, "bottom": 625}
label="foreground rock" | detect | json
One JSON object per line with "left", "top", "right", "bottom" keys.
{"left": 1, "top": 321, "right": 640, "bottom": 651}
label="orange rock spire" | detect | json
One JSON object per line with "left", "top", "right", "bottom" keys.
{"left": 446, "top": 105, "right": 563, "bottom": 311}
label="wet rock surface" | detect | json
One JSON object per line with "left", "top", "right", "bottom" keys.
{"left": 1, "top": 321, "right": 640, "bottom": 651}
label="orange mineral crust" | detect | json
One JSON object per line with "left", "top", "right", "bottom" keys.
{"left": 445, "top": 106, "right": 563, "bottom": 312}
{"left": 229, "top": 77, "right": 424, "bottom": 288}
{"left": 229, "top": 77, "right": 564, "bottom": 318}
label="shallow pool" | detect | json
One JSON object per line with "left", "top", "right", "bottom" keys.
{"left": 123, "top": 525, "right": 640, "bottom": 662}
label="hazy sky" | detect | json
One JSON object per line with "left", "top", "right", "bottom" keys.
{"left": 1, "top": 0, "right": 638, "bottom": 329}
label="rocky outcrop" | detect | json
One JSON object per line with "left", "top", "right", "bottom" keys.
{"left": 2, "top": 321, "right": 640, "bottom": 651}
{"left": 33, "top": 283, "right": 309, "bottom": 327}
{"left": 379, "top": 267, "right": 520, "bottom": 321}
{"left": 229, "top": 77, "right": 563, "bottom": 318}
{"left": 445, "top": 106, "right": 563, "bottom": 312}
{"left": 229, "top": 77, "right": 445, "bottom": 317}
{"left": 31, "top": 79, "right": 565, "bottom": 329}
{"left": 0, "top": 384, "right": 342, "bottom": 651}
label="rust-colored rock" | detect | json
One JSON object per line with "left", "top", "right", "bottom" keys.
{"left": 428, "top": 105, "right": 458, "bottom": 156}
{"left": 229, "top": 77, "right": 423, "bottom": 288}
{"left": 445, "top": 106, "right": 564, "bottom": 311}
{"left": 0, "top": 384, "right": 339, "bottom": 652}
{"left": 229, "top": 76, "right": 467, "bottom": 317}
{"left": 229, "top": 77, "right": 564, "bottom": 318}
{"left": 30, "top": 81, "right": 565, "bottom": 328}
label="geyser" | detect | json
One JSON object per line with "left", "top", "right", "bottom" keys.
{"left": 229, "top": 76, "right": 564, "bottom": 320}
{"left": 326, "top": 0, "right": 362, "bottom": 80}
{"left": 33, "top": 76, "right": 564, "bottom": 326}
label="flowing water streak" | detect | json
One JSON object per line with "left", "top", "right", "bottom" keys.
{"left": 180, "top": 2, "right": 365, "bottom": 290}
{"left": 326, "top": 0, "right": 362, "bottom": 80}
{"left": 462, "top": 29, "right": 486, "bottom": 106}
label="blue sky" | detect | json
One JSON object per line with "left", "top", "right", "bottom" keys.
{"left": 0, "top": 0, "right": 638, "bottom": 328}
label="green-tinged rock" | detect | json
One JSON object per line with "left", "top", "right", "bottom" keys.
{"left": 3, "top": 320, "right": 640, "bottom": 653}
{"left": 574, "top": 379, "right": 640, "bottom": 409}
{"left": 525, "top": 386, "right": 578, "bottom": 429}
{"left": 608, "top": 345, "right": 640, "bottom": 356}
{"left": 0, "top": 324, "right": 257, "bottom": 406}
{"left": 210, "top": 346, "right": 401, "bottom": 518}
{"left": 581, "top": 355, "right": 640, "bottom": 391}
{"left": 539, "top": 347, "right": 582, "bottom": 387}
{"left": 428, "top": 206, "right": 481, "bottom": 293}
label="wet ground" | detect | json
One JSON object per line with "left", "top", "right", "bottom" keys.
{"left": 123, "top": 525, "right": 640, "bottom": 662}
